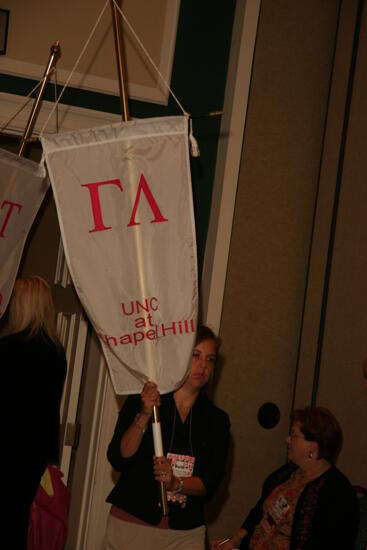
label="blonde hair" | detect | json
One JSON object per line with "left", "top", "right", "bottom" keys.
{"left": 6, "top": 276, "right": 58, "bottom": 343}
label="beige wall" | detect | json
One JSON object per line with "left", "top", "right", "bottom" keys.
{"left": 0, "top": 0, "right": 179, "bottom": 105}
{"left": 315, "top": 1, "right": 367, "bottom": 484}
{"left": 0, "top": 0, "right": 180, "bottom": 136}
{"left": 206, "top": 0, "right": 367, "bottom": 541}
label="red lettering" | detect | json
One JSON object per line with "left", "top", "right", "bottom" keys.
{"left": 161, "top": 321, "right": 176, "bottom": 337}
{"left": 146, "top": 328, "right": 158, "bottom": 340}
{"left": 121, "top": 301, "right": 134, "bottom": 316}
{"left": 127, "top": 174, "right": 168, "bottom": 227}
{"left": 135, "top": 317, "right": 146, "bottom": 329}
{"left": 133, "top": 332, "right": 144, "bottom": 346}
{"left": 136, "top": 299, "right": 149, "bottom": 314}
{"left": 150, "top": 297, "right": 158, "bottom": 311}
{"left": 0, "top": 200, "right": 22, "bottom": 238}
{"left": 100, "top": 321, "right": 194, "bottom": 349}
{"left": 82, "top": 179, "right": 122, "bottom": 233}
{"left": 120, "top": 334, "right": 133, "bottom": 345}
{"left": 121, "top": 297, "right": 159, "bottom": 316}
{"left": 103, "top": 334, "right": 118, "bottom": 347}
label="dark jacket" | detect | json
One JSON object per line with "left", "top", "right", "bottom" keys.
{"left": 240, "top": 462, "right": 359, "bottom": 549}
{"left": 1, "top": 329, "right": 67, "bottom": 467}
{"left": 1, "top": 328, "right": 67, "bottom": 548}
{"left": 107, "top": 391, "right": 230, "bottom": 529}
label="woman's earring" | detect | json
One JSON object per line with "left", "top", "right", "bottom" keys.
{"left": 308, "top": 452, "right": 313, "bottom": 459}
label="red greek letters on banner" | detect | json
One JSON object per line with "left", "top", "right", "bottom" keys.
{"left": 82, "top": 174, "right": 168, "bottom": 233}
{"left": 41, "top": 116, "right": 198, "bottom": 394}
{"left": 127, "top": 174, "right": 168, "bottom": 227}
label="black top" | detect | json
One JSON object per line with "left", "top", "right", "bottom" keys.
{"left": 240, "top": 462, "right": 359, "bottom": 549}
{"left": 106, "top": 391, "right": 230, "bottom": 529}
{"left": 1, "top": 329, "right": 67, "bottom": 470}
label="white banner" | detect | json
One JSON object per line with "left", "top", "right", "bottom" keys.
{"left": 0, "top": 149, "right": 48, "bottom": 318}
{"left": 41, "top": 116, "right": 198, "bottom": 394}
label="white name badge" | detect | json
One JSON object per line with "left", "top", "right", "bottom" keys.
{"left": 166, "top": 452, "right": 195, "bottom": 508}
{"left": 268, "top": 495, "right": 290, "bottom": 525}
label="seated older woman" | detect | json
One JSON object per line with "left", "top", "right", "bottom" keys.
{"left": 212, "top": 406, "right": 359, "bottom": 549}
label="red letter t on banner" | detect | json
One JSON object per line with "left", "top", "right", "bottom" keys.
{"left": 0, "top": 200, "right": 23, "bottom": 238}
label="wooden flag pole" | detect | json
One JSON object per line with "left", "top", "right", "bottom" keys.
{"left": 109, "top": 0, "right": 168, "bottom": 515}
{"left": 110, "top": 0, "right": 130, "bottom": 122}
{"left": 19, "top": 41, "right": 61, "bottom": 157}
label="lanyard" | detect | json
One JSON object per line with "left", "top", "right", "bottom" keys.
{"left": 168, "top": 400, "right": 194, "bottom": 457}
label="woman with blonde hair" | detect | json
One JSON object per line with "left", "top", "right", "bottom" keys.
{"left": 0, "top": 276, "right": 67, "bottom": 549}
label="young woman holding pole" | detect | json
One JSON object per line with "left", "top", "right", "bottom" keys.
{"left": 105, "top": 325, "right": 230, "bottom": 550}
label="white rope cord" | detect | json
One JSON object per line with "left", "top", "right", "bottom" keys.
{"left": 37, "top": 0, "right": 200, "bottom": 155}
{"left": 113, "top": 0, "right": 199, "bottom": 156}
{"left": 54, "top": 68, "right": 59, "bottom": 133}
{"left": 39, "top": 0, "right": 110, "bottom": 136}
{"left": 0, "top": 71, "right": 54, "bottom": 134}
{"left": 111, "top": 0, "right": 187, "bottom": 116}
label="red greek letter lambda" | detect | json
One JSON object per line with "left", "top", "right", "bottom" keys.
{"left": 82, "top": 179, "right": 122, "bottom": 233}
{"left": 127, "top": 174, "right": 168, "bottom": 227}
{"left": 0, "top": 200, "right": 22, "bottom": 238}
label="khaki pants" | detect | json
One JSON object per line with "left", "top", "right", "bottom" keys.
{"left": 104, "top": 512, "right": 206, "bottom": 550}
